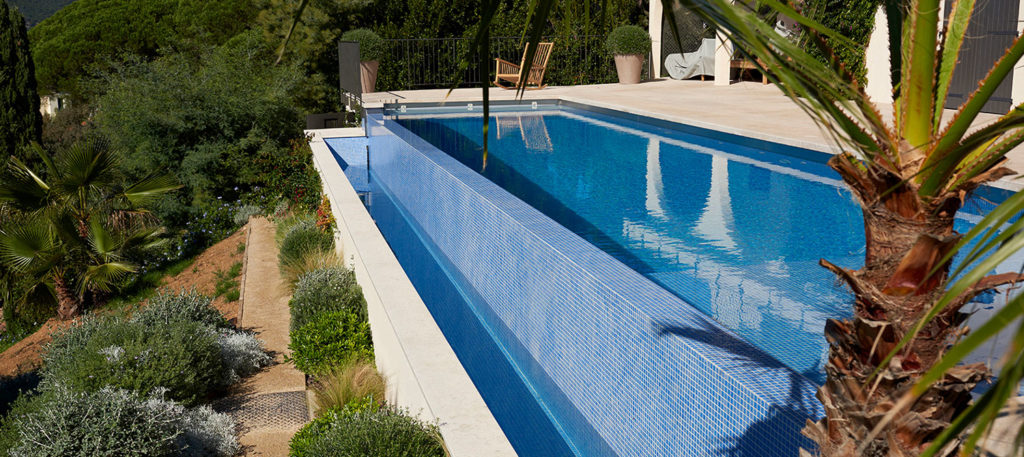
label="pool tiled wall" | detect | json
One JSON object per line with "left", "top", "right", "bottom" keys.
{"left": 364, "top": 112, "right": 824, "bottom": 457}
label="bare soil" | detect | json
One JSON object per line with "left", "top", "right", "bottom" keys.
{"left": 160, "top": 228, "right": 248, "bottom": 325}
{"left": 0, "top": 227, "right": 249, "bottom": 379}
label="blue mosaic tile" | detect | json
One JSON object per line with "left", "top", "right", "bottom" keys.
{"left": 358, "top": 112, "right": 823, "bottom": 457}
{"left": 324, "top": 136, "right": 370, "bottom": 193}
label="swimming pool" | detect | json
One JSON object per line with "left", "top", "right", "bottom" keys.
{"left": 394, "top": 104, "right": 999, "bottom": 383}
{"left": 329, "top": 101, "right": 1007, "bottom": 457}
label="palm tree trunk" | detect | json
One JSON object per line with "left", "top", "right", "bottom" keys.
{"left": 54, "top": 274, "right": 81, "bottom": 320}
{"left": 802, "top": 157, "right": 997, "bottom": 456}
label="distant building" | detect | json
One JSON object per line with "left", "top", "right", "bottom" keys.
{"left": 40, "top": 93, "right": 69, "bottom": 118}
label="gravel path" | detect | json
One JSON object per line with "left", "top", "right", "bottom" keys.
{"left": 216, "top": 217, "right": 308, "bottom": 457}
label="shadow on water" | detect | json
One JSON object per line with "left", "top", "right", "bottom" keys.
{"left": 655, "top": 319, "right": 820, "bottom": 457}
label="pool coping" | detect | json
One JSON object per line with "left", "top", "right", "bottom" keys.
{"left": 306, "top": 128, "right": 518, "bottom": 457}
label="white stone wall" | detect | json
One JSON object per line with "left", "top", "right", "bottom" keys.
{"left": 650, "top": 0, "right": 663, "bottom": 78}
{"left": 864, "top": 5, "right": 893, "bottom": 106}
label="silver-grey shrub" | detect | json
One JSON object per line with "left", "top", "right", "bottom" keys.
{"left": 217, "top": 329, "right": 272, "bottom": 386}
{"left": 290, "top": 266, "right": 366, "bottom": 332}
{"left": 131, "top": 289, "right": 226, "bottom": 328}
{"left": 233, "top": 204, "right": 263, "bottom": 226}
{"left": 9, "top": 385, "right": 180, "bottom": 457}
{"left": 144, "top": 397, "right": 239, "bottom": 457}
{"left": 8, "top": 386, "right": 239, "bottom": 457}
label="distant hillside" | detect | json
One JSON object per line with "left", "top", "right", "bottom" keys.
{"left": 8, "top": 0, "right": 76, "bottom": 26}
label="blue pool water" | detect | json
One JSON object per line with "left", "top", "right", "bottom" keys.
{"left": 392, "top": 107, "right": 991, "bottom": 384}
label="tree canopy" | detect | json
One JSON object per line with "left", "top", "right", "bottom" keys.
{"left": 94, "top": 31, "right": 308, "bottom": 227}
{"left": 0, "top": 0, "right": 41, "bottom": 160}
{"left": 28, "top": 0, "right": 257, "bottom": 97}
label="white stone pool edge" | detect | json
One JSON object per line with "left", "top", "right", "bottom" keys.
{"left": 306, "top": 127, "right": 518, "bottom": 457}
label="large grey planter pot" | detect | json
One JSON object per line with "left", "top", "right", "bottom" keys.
{"left": 614, "top": 54, "right": 644, "bottom": 84}
{"left": 360, "top": 60, "right": 379, "bottom": 94}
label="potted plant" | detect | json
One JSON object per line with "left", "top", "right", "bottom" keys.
{"left": 340, "top": 29, "right": 385, "bottom": 93}
{"left": 605, "top": 25, "right": 651, "bottom": 84}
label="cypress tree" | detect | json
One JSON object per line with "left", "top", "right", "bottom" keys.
{"left": 0, "top": 0, "right": 42, "bottom": 160}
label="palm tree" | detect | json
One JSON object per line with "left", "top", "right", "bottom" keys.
{"left": 0, "top": 140, "right": 179, "bottom": 320}
{"left": 681, "top": 1, "right": 1024, "bottom": 454}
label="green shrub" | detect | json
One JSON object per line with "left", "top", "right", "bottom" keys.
{"left": 42, "top": 314, "right": 114, "bottom": 371}
{"left": 41, "top": 320, "right": 223, "bottom": 406}
{"left": 95, "top": 31, "right": 310, "bottom": 230}
{"left": 289, "top": 401, "right": 379, "bottom": 457}
{"left": 340, "top": 29, "right": 385, "bottom": 62}
{"left": 289, "top": 310, "right": 373, "bottom": 375}
{"left": 290, "top": 266, "right": 366, "bottom": 332}
{"left": 130, "top": 289, "right": 227, "bottom": 328}
{"left": 173, "top": 403, "right": 240, "bottom": 457}
{"left": 289, "top": 409, "right": 342, "bottom": 457}
{"left": 282, "top": 249, "right": 343, "bottom": 292}
{"left": 604, "top": 25, "right": 651, "bottom": 56}
{"left": 291, "top": 406, "right": 444, "bottom": 457}
{"left": 800, "top": 0, "right": 879, "bottom": 83}
{"left": 275, "top": 211, "right": 311, "bottom": 245}
{"left": 279, "top": 219, "right": 334, "bottom": 276}
{"left": 312, "top": 359, "right": 385, "bottom": 415}
{"left": 2, "top": 385, "right": 239, "bottom": 457}
{"left": 0, "top": 387, "right": 44, "bottom": 457}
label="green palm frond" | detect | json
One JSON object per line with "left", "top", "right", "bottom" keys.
{"left": 55, "top": 140, "right": 120, "bottom": 197}
{"left": 121, "top": 225, "right": 169, "bottom": 252}
{"left": 122, "top": 172, "right": 181, "bottom": 207}
{"left": 899, "top": 0, "right": 940, "bottom": 147}
{"left": 87, "top": 218, "right": 121, "bottom": 259}
{"left": 29, "top": 142, "right": 58, "bottom": 179}
{"left": 919, "top": 34, "right": 1024, "bottom": 196}
{"left": 81, "top": 262, "right": 136, "bottom": 293}
{"left": 0, "top": 158, "right": 49, "bottom": 211}
{"left": 862, "top": 188, "right": 1024, "bottom": 453}
{"left": 0, "top": 220, "right": 57, "bottom": 272}
{"left": 933, "top": 0, "right": 977, "bottom": 130}
{"left": 919, "top": 323, "right": 1024, "bottom": 457}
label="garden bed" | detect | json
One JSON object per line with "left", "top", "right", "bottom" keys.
{"left": 0, "top": 228, "right": 249, "bottom": 380}
{"left": 274, "top": 204, "right": 448, "bottom": 457}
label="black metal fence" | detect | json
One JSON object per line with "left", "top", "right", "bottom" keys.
{"left": 375, "top": 35, "right": 651, "bottom": 91}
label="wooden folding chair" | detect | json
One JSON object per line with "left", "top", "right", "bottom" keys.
{"left": 494, "top": 42, "right": 554, "bottom": 90}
